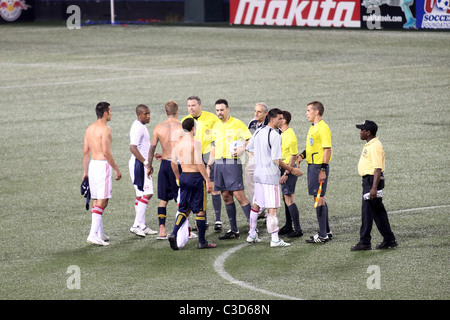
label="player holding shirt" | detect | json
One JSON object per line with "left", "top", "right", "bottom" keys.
{"left": 168, "top": 118, "right": 215, "bottom": 250}
{"left": 298, "top": 101, "right": 333, "bottom": 244}
{"left": 83, "top": 102, "right": 122, "bottom": 246}
{"left": 128, "top": 104, "right": 157, "bottom": 238}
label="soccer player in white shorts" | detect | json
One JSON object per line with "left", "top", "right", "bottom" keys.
{"left": 128, "top": 104, "right": 157, "bottom": 237}
{"left": 245, "top": 108, "right": 302, "bottom": 247}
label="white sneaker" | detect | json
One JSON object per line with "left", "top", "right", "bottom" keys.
{"left": 189, "top": 232, "right": 198, "bottom": 239}
{"left": 270, "top": 239, "right": 291, "bottom": 247}
{"left": 130, "top": 226, "right": 146, "bottom": 237}
{"left": 246, "top": 235, "right": 261, "bottom": 243}
{"left": 141, "top": 226, "right": 157, "bottom": 235}
{"left": 87, "top": 235, "right": 110, "bottom": 246}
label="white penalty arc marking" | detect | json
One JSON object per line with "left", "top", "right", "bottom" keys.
{"left": 213, "top": 242, "right": 302, "bottom": 300}
{"left": 213, "top": 204, "right": 449, "bottom": 300}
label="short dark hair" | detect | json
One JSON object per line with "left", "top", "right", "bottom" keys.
{"left": 135, "top": 104, "right": 149, "bottom": 116}
{"left": 96, "top": 102, "right": 110, "bottom": 119}
{"left": 187, "top": 96, "right": 201, "bottom": 105}
{"left": 282, "top": 110, "right": 292, "bottom": 124}
{"left": 182, "top": 117, "right": 195, "bottom": 132}
{"left": 268, "top": 108, "right": 283, "bottom": 119}
{"left": 215, "top": 99, "right": 229, "bottom": 108}
{"left": 308, "top": 101, "right": 324, "bottom": 116}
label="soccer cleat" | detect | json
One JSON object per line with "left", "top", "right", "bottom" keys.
{"left": 168, "top": 234, "right": 178, "bottom": 250}
{"left": 87, "top": 235, "right": 110, "bottom": 246}
{"left": 130, "top": 226, "right": 146, "bottom": 238}
{"left": 376, "top": 241, "right": 398, "bottom": 250}
{"left": 198, "top": 242, "right": 217, "bottom": 249}
{"left": 246, "top": 234, "right": 261, "bottom": 243}
{"left": 141, "top": 226, "right": 157, "bottom": 235}
{"left": 350, "top": 243, "right": 372, "bottom": 251}
{"left": 270, "top": 239, "right": 291, "bottom": 247}
{"left": 100, "top": 234, "right": 110, "bottom": 242}
{"left": 278, "top": 225, "right": 293, "bottom": 235}
{"left": 214, "top": 221, "right": 223, "bottom": 232}
{"left": 219, "top": 230, "right": 240, "bottom": 240}
{"left": 306, "top": 234, "right": 329, "bottom": 244}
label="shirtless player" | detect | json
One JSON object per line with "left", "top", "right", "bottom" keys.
{"left": 168, "top": 118, "right": 215, "bottom": 250}
{"left": 148, "top": 100, "right": 183, "bottom": 239}
{"left": 82, "top": 102, "right": 122, "bottom": 246}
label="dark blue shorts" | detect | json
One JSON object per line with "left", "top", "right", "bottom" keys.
{"left": 178, "top": 172, "right": 206, "bottom": 214}
{"left": 307, "top": 164, "right": 329, "bottom": 197}
{"left": 157, "top": 159, "right": 181, "bottom": 202}
{"left": 281, "top": 166, "right": 299, "bottom": 195}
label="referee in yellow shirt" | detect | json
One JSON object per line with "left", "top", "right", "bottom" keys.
{"left": 182, "top": 96, "right": 223, "bottom": 230}
{"left": 298, "top": 101, "right": 332, "bottom": 243}
{"left": 279, "top": 111, "right": 304, "bottom": 238}
{"left": 351, "top": 120, "right": 397, "bottom": 251}
{"left": 208, "top": 99, "right": 253, "bottom": 240}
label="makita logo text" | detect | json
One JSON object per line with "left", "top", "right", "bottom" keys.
{"left": 230, "top": 0, "right": 361, "bottom": 27}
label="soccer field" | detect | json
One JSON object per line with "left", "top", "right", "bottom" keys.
{"left": 0, "top": 23, "right": 449, "bottom": 303}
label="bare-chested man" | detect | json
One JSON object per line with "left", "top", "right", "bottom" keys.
{"left": 82, "top": 102, "right": 122, "bottom": 246}
{"left": 148, "top": 100, "right": 183, "bottom": 239}
{"left": 168, "top": 118, "right": 215, "bottom": 250}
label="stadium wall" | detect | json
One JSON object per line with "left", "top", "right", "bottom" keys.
{"left": 1, "top": 0, "right": 448, "bottom": 29}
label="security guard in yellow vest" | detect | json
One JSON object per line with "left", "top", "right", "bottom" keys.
{"left": 351, "top": 120, "right": 397, "bottom": 251}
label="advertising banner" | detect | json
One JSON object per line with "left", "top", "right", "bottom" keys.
{"left": 360, "top": 0, "right": 416, "bottom": 29}
{"left": 416, "top": 0, "right": 450, "bottom": 28}
{"left": 230, "top": 0, "right": 361, "bottom": 28}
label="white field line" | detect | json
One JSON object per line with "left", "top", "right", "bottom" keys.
{"left": 213, "top": 204, "right": 449, "bottom": 300}
{"left": 213, "top": 242, "right": 302, "bottom": 301}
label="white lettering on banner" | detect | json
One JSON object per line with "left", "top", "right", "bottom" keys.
{"left": 232, "top": 0, "right": 360, "bottom": 28}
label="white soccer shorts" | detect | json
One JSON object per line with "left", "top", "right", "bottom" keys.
{"left": 253, "top": 182, "right": 280, "bottom": 209}
{"left": 88, "top": 160, "right": 112, "bottom": 200}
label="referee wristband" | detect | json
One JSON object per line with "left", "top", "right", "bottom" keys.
{"left": 320, "top": 163, "right": 328, "bottom": 171}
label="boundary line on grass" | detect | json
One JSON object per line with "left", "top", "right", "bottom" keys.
{"left": 213, "top": 204, "right": 449, "bottom": 300}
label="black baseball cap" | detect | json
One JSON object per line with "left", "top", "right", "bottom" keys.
{"left": 356, "top": 120, "right": 378, "bottom": 135}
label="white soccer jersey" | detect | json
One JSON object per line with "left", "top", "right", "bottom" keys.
{"left": 246, "top": 126, "right": 282, "bottom": 185}
{"left": 129, "top": 120, "right": 150, "bottom": 161}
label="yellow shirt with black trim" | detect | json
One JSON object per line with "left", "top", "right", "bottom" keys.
{"left": 281, "top": 127, "right": 298, "bottom": 165}
{"left": 212, "top": 116, "right": 252, "bottom": 159}
{"left": 305, "top": 120, "right": 332, "bottom": 164}
{"left": 358, "top": 137, "right": 385, "bottom": 176}
{"left": 182, "top": 111, "right": 220, "bottom": 154}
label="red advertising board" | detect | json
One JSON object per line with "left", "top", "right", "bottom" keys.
{"left": 230, "top": 0, "right": 361, "bottom": 27}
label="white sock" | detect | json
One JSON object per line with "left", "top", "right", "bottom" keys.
{"left": 134, "top": 195, "right": 149, "bottom": 228}
{"left": 249, "top": 207, "right": 259, "bottom": 238}
{"left": 266, "top": 214, "right": 279, "bottom": 242}
{"left": 89, "top": 206, "right": 104, "bottom": 238}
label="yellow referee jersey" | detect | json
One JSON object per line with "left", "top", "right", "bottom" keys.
{"left": 212, "top": 116, "right": 252, "bottom": 159}
{"left": 281, "top": 127, "right": 298, "bottom": 165}
{"left": 305, "top": 120, "right": 332, "bottom": 164}
{"left": 358, "top": 137, "right": 385, "bottom": 176}
{"left": 182, "top": 111, "right": 219, "bottom": 154}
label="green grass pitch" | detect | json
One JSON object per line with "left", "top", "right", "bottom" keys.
{"left": 0, "top": 23, "right": 449, "bottom": 302}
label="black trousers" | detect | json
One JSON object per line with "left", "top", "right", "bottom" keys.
{"left": 360, "top": 175, "right": 395, "bottom": 245}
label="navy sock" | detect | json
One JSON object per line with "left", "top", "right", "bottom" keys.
{"left": 196, "top": 214, "right": 206, "bottom": 244}
{"left": 158, "top": 207, "right": 166, "bottom": 226}
{"left": 172, "top": 212, "right": 187, "bottom": 237}
{"left": 241, "top": 203, "right": 251, "bottom": 222}
{"left": 316, "top": 205, "right": 327, "bottom": 238}
{"left": 288, "top": 203, "right": 302, "bottom": 233}
{"left": 225, "top": 203, "right": 238, "bottom": 232}
{"left": 212, "top": 194, "right": 222, "bottom": 221}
